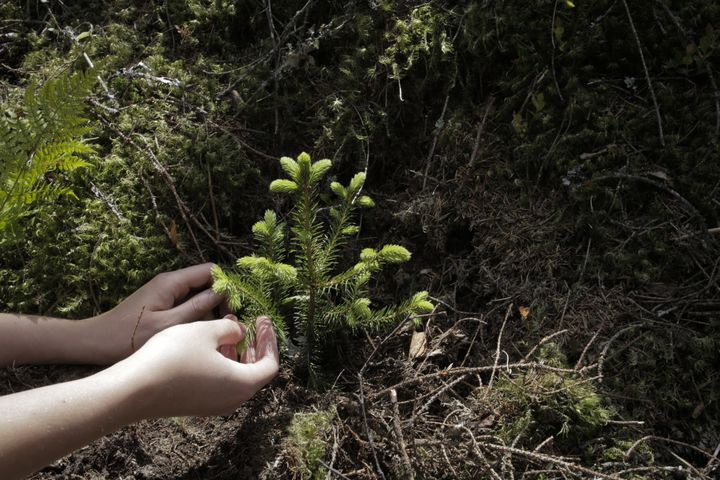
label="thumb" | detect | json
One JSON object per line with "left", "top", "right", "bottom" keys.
{"left": 203, "top": 317, "right": 246, "bottom": 347}
{"left": 169, "top": 288, "right": 224, "bottom": 323}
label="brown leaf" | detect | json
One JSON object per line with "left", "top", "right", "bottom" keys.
{"left": 519, "top": 306, "right": 530, "bottom": 320}
{"left": 409, "top": 331, "right": 428, "bottom": 360}
{"left": 169, "top": 219, "right": 178, "bottom": 247}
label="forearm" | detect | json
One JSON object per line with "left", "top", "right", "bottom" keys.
{"left": 0, "top": 313, "right": 108, "bottom": 367}
{"left": 0, "top": 361, "right": 148, "bottom": 480}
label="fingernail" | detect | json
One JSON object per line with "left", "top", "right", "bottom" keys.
{"left": 224, "top": 313, "right": 238, "bottom": 321}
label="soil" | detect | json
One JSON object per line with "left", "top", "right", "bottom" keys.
{"left": 1, "top": 365, "right": 305, "bottom": 479}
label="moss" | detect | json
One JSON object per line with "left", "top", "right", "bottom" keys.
{"left": 286, "top": 408, "right": 334, "bottom": 480}
{"left": 491, "top": 343, "right": 613, "bottom": 449}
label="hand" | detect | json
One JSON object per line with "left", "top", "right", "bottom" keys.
{"left": 123, "top": 315, "right": 280, "bottom": 417}
{"left": 0, "top": 315, "right": 279, "bottom": 479}
{"left": 90, "top": 263, "right": 225, "bottom": 364}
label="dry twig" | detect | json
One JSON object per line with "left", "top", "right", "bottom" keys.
{"left": 621, "top": 0, "right": 665, "bottom": 146}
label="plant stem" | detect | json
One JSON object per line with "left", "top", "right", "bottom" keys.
{"left": 300, "top": 177, "right": 318, "bottom": 377}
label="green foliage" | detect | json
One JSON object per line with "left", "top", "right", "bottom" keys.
{"left": 0, "top": 6, "right": 262, "bottom": 316}
{"left": 377, "top": 4, "right": 455, "bottom": 82}
{"left": 493, "top": 343, "right": 613, "bottom": 446}
{"left": 213, "top": 152, "right": 433, "bottom": 380}
{"left": 0, "top": 71, "right": 95, "bottom": 235}
{"left": 286, "top": 408, "right": 334, "bottom": 480}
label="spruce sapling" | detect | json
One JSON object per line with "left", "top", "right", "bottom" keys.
{"left": 212, "top": 152, "right": 433, "bottom": 381}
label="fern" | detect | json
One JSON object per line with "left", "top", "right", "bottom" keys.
{"left": 0, "top": 70, "right": 95, "bottom": 235}
{"left": 213, "top": 152, "right": 433, "bottom": 382}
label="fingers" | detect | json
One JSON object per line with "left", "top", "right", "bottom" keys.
{"left": 235, "top": 316, "right": 279, "bottom": 386}
{"left": 254, "top": 316, "right": 280, "bottom": 365}
{"left": 155, "top": 263, "right": 217, "bottom": 301}
{"left": 169, "top": 288, "right": 224, "bottom": 324}
{"left": 203, "top": 317, "right": 246, "bottom": 347}
{"left": 218, "top": 314, "right": 241, "bottom": 361}
{"left": 219, "top": 344, "right": 238, "bottom": 361}
{"left": 218, "top": 300, "right": 232, "bottom": 317}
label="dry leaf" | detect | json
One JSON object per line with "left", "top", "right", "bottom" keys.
{"left": 409, "top": 331, "right": 428, "bottom": 360}
{"left": 478, "top": 413, "right": 497, "bottom": 429}
{"left": 648, "top": 170, "right": 673, "bottom": 185}
{"left": 519, "top": 306, "right": 530, "bottom": 319}
{"left": 169, "top": 219, "right": 178, "bottom": 246}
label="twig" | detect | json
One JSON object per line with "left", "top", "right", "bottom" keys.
{"left": 549, "top": 0, "right": 564, "bottom": 102}
{"left": 533, "top": 436, "right": 554, "bottom": 452}
{"left": 522, "top": 329, "right": 569, "bottom": 362}
{"left": 441, "top": 444, "right": 459, "bottom": 478}
{"left": 415, "top": 374, "right": 468, "bottom": 417}
{"left": 428, "top": 296, "right": 485, "bottom": 317}
{"left": 218, "top": 0, "right": 317, "bottom": 98}
{"left": 557, "top": 285, "right": 571, "bottom": 330}
{"left": 469, "top": 97, "right": 494, "bottom": 166}
{"left": 578, "top": 237, "right": 592, "bottom": 282}
{"left": 668, "top": 451, "right": 707, "bottom": 479}
{"left": 626, "top": 435, "right": 719, "bottom": 462}
{"left": 206, "top": 162, "right": 220, "bottom": 242}
{"left": 356, "top": 319, "right": 413, "bottom": 480}
{"left": 357, "top": 379, "right": 385, "bottom": 480}
{"left": 90, "top": 182, "right": 125, "bottom": 221}
{"left": 575, "top": 328, "right": 601, "bottom": 370}
{"left": 318, "top": 460, "right": 351, "bottom": 480}
{"left": 370, "top": 361, "right": 594, "bottom": 401}
{"left": 705, "top": 61, "right": 720, "bottom": 142}
{"left": 597, "top": 323, "right": 643, "bottom": 382}
{"left": 323, "top": 425, "right": 340, "bottom": 480}
{"left": 479, "top": 442, "right": 624, "bottom": 480}
{"left": 488, "top": 304, "right": 512, "bottom": 391}
{"left": 138, "top": 135, "right": 205, "bottom": 260}
{"left": 590, "top": 173, "right": 702, "bottom": 222}
{"left": 422, "top": 94, "right": 450, "bottom": 190}
{"left": 703, "top": 440, "right": 720, "bottom": 475}
{"left": 390, "top": 389, "right": 415, "bottom": 480}
{"left": 455, "top": 425, "right": 503, "bottom": 480}
{"left": 621, "top": 0, "right": 665, "bottom": 146}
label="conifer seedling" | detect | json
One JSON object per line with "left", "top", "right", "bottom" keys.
{"left": 212, "top": 152, "right": 433, "bottom": 381}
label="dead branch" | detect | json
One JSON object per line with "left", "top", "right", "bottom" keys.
{"left": 488, "top": 304, "right": 512, "bottom": 391}
{"left": 479, "top": 442, "right": 624, "bottom": 480}
{"left": 621, "top": 0, "right": 665, "bottom": 146}
{"left": 390, "top": 389, "right": 415, "bottom": 480}
{"left": 370, "top": 361, "right": 595, "bottom": 401}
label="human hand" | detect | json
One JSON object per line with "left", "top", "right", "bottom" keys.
{"left": 89, "top": 263, "right": 226, "bottom": 364}
{"left": 119, "top": 315, "right": 280, "bottom": 418}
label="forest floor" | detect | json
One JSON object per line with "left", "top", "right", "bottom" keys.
{"left": 2, "top": 1, "right": 720, "bottom": 479}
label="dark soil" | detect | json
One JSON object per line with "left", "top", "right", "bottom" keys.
{"left": 0, "top": 365, "right": 306, "bottom": 479}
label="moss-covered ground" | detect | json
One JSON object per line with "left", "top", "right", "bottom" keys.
{"left": 1, "top": 1, "right": 719, "bottom": 478}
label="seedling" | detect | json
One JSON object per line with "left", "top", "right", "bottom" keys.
{"left": 212, "top": 152, "right": 433, "bottom": 381}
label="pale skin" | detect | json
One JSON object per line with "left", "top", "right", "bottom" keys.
{"left": 0, "top": 263, "right": 280, "bottom": 480}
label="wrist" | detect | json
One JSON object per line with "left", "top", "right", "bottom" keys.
{"left": 82, "top": 310, "right": 142, "bottom": 365}
{"left": 95, "top": 356, "right": 157, "bottom": 423}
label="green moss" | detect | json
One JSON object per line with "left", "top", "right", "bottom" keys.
{"left": 286, "top": 408, "right": 334, "bottom": 480}
{"left": 492, "top": 343, "right": 613, "bottom": 448}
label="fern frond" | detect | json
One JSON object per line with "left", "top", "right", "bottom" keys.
{"left": 0, "top": 70, "right": 95, "bottom": 236}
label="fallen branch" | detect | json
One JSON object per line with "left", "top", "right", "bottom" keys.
{"left": 622, "top": 0, "right": 665, "bottom": 146}
{"left": 370, "top": 361, "right": 595, "bottom": 401}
